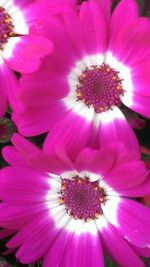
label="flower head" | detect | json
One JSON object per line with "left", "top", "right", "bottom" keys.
{"left": 0, "top": 0, "right": 63, "bottom": 118}
{"left": 11, "top": 0, "right": 150, "bottom": 155}
{"left": 0, "top": 134, "right": 150, "bottom": 266}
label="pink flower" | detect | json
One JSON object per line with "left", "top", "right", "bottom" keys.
{"left": 0, "top": 133, "right": 150, "bottom": 266}
{"left": 11, "top": 0, "right": 150, "bottom": 155}
{"left": 0, "top": 0, "right": 62, "bottom": 118}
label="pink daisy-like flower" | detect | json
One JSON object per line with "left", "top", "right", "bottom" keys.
{"left": 0, "top": 0, "right": 62, "bottom": 118}
{"left": 0, "top": 134, "right": 150, "bottom": 266}
{"left": 11, "top": 0, "right": 150, "bottom": 155}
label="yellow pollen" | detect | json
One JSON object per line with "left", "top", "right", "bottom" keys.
{"left": 82, "top": 73, "right": 87, "bottom": 78}
{"left": 116, "top": 85, "right": 121, "bottom": 90}
{"left": 5, "top": 18, "right": 10, "bottom": 23}
{"left": 77, "top": 92, "right": 82, "bottom": 97}
{"left": 61, "top": 184, "right": 66, "bottom": 190}
{"left": 9, "top": 32, "right": 14, "bottom": 36}
{"left": 94, "top": 186, "right": 99, "bottom": 191}
{"left": 3, "top": 34, "right": 8, "bottom": 39}
{"left": 99, "top": 197, "right": 104, "bottom": 203}
{"left": 59, "top": 198, "right": 64, "bottom": 204}
{"left": 95, "top": 212, "right": 99, "bottom": 219}
{"left": 77, "top": 179, "right": 82, "bottom": 184}
{"left": 99, "top": 106, "right": 104, "bottom": 111}
{"left": 106, "top": 67, "right": 110, "bottom": 72}
{"left": 112, "top": 76, "right": 117, "bottom": 80}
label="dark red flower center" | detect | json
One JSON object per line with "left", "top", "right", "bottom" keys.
{"left": 59, "top": 176, "right": 105, "bottom": 221}
{"left": 0, "top": 6, "right": 14, "bottom": 50}
{"left": 76, "top": 64, "right": 124, "bottom": 113}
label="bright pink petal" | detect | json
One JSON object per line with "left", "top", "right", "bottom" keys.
{"left": 0, "top": 167, "right": 50, "bottom": 205}
{"left": 19, "top": 71, "right": 69, "bottom": 107}
{"left": 0, "top": 202, "right": 48, "bottom": 230}
{"left": 8, "top": 213, "right": 55, "bottom": 263}
{"left": 103, "top": 160, "right": 148, "bottom": 193}
{"left": 98, "top": 107, "right": 139, "bottom": 150}
{"left": 12, "top": 101, "right": 67, "bottom": 136}
{"left": 109, "top": 0, "right": 138, "bottom": 50}
{"left": 75, "top": 146, "right": 115, "bottom": 176}
{"left": 129, "top": 94, "right": 150, "bottom": 118}
{"left": 3, "top": 134, "right": 71, "bottom": 175}
{"left": 115, "top": 199, "right": 150, "bottom": 247}
{"left": 79, "top": 0, "right": 107, "bottom": 54}
{"left": 4, "top": 35, "right": 53, "bottom": 73}
{"left": 129, "top": 243, "right": 150, "bottom": 258}
{"left": 100, "top": 221, "right": 145, "bottom": 267}
{"left": 119, "top": 177, "right": 150, "bottom": 197}
{"left": 20, "top": 0, "right": 78, "bottom": 25}
{"left": 129, "top": 60, "right": 150, "bottom": 97}
{"left": 2, "top": 146, "right": 27, "bottom": 167}
{"left": 109, "top": 17, "right": 150, "bottom": 65}
{"left": 0, "top": 62, "right": 19, "bottom": 117}
{"left": 0, "top": 62, "right": 21, "bottom": 112}
{"left": 63, "top": 4, "right": 87, "bottom": 58}
{"left": 99, "top": 0, "right": 111, "bottom": 27}
{"left": 44, "top": 231, "right": 104, "bottom": 267}
{"left": 44, "top": 111, "right": 93, "bottom": 160}
{"left": 0, "top": 229, "right": 15, "bottom": 239}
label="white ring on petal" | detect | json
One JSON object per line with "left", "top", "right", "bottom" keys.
{"left": 79, "top": 171, "right": 101, "bottom": 182}
{"left": 95, "top": 215, "right": 108, "bottom": 231}
{"left": 50, "top": 204, "right": 98, "bottom": 236}
{"left": 101, "top": 195, "right": 121, "bottom": 227}
{"left": 60, "top": 170, "right": 78, "bottom": 179}
{"left": 1, "top": 37, "right": 21, "bottom": 60}
{"left": 105, "top": 51, "right": 134, "bottom": 106}
{"left": 99, "top": 179, "right": 120, "bottom": 197}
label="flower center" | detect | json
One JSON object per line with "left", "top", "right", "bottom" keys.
{"left": 0, "top": 6, "right": 14, "bottom": 50}
{"left": 76, "top": 64, "right": 124, "bottom": 113}
{"left": 59, "top": 176, "right": 105, "bottom": 221}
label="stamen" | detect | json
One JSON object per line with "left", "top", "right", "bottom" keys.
{"left": 58, "top": 176, "right": 106, "bottom": 221}
{"left": 76, "top": 63, "right": 124, "bottom": 113}
{"left": 0, "top": 6, "right": 14, "bottom": 50}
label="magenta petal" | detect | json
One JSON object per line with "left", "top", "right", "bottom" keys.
{"left": 129, "top": 243, "right": 150, "bottom": 258}
{"left": 99, "top": 0, "right": 111, "bottom": 27}
{"left": 110, "top": 0, "right": 138, "bottom": 47}
{"left": 75, "top": 146, "right": 115, "bottom": 176}
{"left": 3, "top": 134, "right": 70, "bottom": 174}
{"left": 130, "top": 94, "right": 150, "bottom": 118}
{"left": 12, "top": 101, "right": 67, "bottom": 136}
{"left": 19, "top": 71, "right": 69, "bottom": 107}
{"left": 0, "top": 202, "right": 48, "bottom": 230}
{"left": 0, "top": 167, "right": 50, "bottom": 205}
{"left": 0, "top": 229, "right": 15, "bottom": 239}
{"left": 44, "top": 231, "right": 104, "bottom": 267}
{"left": 44, "top": 111, "right": 93, "bottom": 160}
{"left": 118, "top": 176, "right": 150, "bottom": 197}
{"left": 4, "top": 35, "right": 53, "bottom": 73}
{"left": 79, "top": 0, "right": 107, "bottom": 54}
{"left": 103, "top": 160, "right": 148, "bottom": 193}
{"left": 2, "top": 146, "right": 27, "bottom": 167}
{"left": 116, "top": 199, "right": 150, "bottom": 247}
{"left": 11, "top": 133, "right": 41, "bottom": 157}
{"left": 13, "top": 213, "right": 54, "bottom": 263}
{"left": 0, "top": 62, "right": 19, "bottom": 117}
{"left": 100, "top": 222, "right": 145, "bottom": 267}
